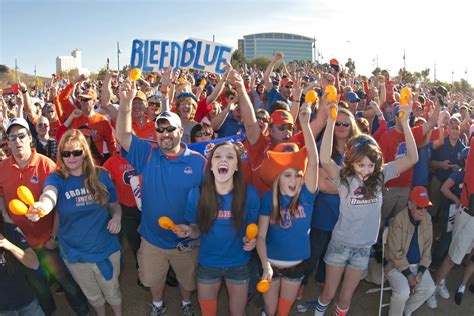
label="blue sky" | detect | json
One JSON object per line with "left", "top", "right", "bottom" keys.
{"left": 1, "top": 0, "right": 473, "bottom": 83}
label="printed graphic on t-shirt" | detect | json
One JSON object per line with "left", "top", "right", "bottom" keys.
{"left": 217, "top": 210, "right": 232, "bottom": 219}
{"left": 122, "top": 169, "right": 137, "bottom": 185}
{"left": 64, "top": 188, "right": 95, "bottom": 207}
{"left": 395, "top": 142, "right": 407, "bottom": 160}
{"left": 273, "top": 205, "right": 306, "bottom": 228}
{"left": 350, "top": 186, "right": 377, "bottom": 205}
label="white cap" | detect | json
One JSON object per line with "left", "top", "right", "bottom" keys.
{"left": 6, "top": 117, "right": 30, "bottom": 134}
{"left": 155, "top": 111, "right": 182, "bottom": 128}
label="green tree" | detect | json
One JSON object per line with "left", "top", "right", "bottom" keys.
{"left": 0, "top": 64, "right": 9, "bottom": 74}
{"left": 345, "top": 58, "right": 356, "bottom": 75}
{"left": 231, "top": 49, "right": 246, "bottom": 69}
{"left": 372, "top": 67, "right": 381, "bottom": 76}
{"left": 421, "top": 68, "right": 430, "bottom": 82}
{"left": 248, "top": 56, "right": 272, "bottom": 71}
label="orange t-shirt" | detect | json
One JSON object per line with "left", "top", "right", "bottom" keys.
{"left": 0, "top": 150, "right": 56, "bottom": 248}
{"left": 132, "top": 120, "right": 157, "bottom": 141}
{"left": 71, "top": 113, "right": 117, "bottom": 155}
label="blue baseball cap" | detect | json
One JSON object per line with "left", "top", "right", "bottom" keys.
{"left": 346, "top": 91, "right": 360, "bottom": 102}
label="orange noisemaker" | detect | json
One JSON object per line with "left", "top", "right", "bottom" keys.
{"left": 398, "top": 86, "right": 412, "bottom": 119}
{"left": 158, "top": 216, "right": 182, "bottom": 231}
{"left": 129, "top": 68, "right": 142, "bottom": 81}
{"left": 325, "top": 85, "right": 338, "bottom": 120}
{"left": 246, "top": 223, "right": 259, "bottom": 240}
{"left": 257, "top": 280, "right": 270, "bottom": 293}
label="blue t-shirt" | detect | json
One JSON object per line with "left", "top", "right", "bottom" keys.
{"left": 185, "top": 185, "right": 260, "bottom": 267}
{"left": 216, "top": 114, "right": 245, "bottom": 138}
{"left": 311, "top": 142, "right": 343, "bottom": 231}
{"left": 432, "top": 137, "right": 466, "bottom": 182}
{"left": 45, "top": 170, "right": 120, "bottom": 263}
{"left": 265, "top": 87, "right": 291, "bottom": 113}
{"left": 448, "top": 169, "right": 465, "bottom": 198}
{"left": 412, "top": 143, "right": 432, "bottom": 187}
{"left": 125, "top": 135, "right": 206, "bottom": 249}
{"left": 0, "top": 223, "right": 36, "bottom": 311}
{"left": 260, "top": 185, "right": 317, "bottom": 261}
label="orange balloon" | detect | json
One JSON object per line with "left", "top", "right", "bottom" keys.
{"left": 257, "top": 280, "right": 270, "bottom": 293}
{"left": 305, "top": 90, "right": 318, "bottom": 104}
{"left": 17, "top": 185, "right": 35, "bottom": 206}
{"left": 400, "top": 86, "right": 412, "bottom": 106}
{"left": 246, "top": 223, "right": 259, "bottom": 240}
{"left": 158, "top": 216, "right": 182, "bottom": 231}
{"left": 130, "top": 68, "right": 142, "bottom": 81}
{"left": 9, "top": 199, "right": 28, "bottom": 215}
{"left": 325, "top": 85, "right": 337, "bottom": 101}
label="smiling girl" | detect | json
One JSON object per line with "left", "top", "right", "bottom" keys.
{"left": 314, "top": 101, "right": 418, "bottom": 316}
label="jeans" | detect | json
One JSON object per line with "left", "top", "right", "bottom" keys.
{"left": 0, "top": 299, "right": 44, "bottom": 316}
{"left": 120, "top": 204, "right": 141, "bottom": 266}
{"left": 25, "top": 247, "right": 89, "bottom": 316}
{"left": 247, "top": 252, "right": 261, "bottom": 297}
{"left": 431, "top": 198, "right": 452, "bottom": 268}
{"left": 302, "top": 228, "right": 331, "bottom": 285}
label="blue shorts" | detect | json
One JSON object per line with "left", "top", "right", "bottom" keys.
{"left": 197, "top": 264, "right": 250, "bottom": 285}
{"left": 271, "top": 261, "right": 307, "bottom": 282}
{"left": 324, "top": 240, "right": 371, "bottom": 270}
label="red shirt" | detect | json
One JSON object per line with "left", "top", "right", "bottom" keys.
{"left": 132, "top": 120, "right": 157, "bottom": 141}
{"left": 244, "top": 132, "right": 304, "bottom": 196}
{"left": 379, "top": 125, "right": 424, "bottom": 187}
{"left": 0, "top": 150, "right": 56, "bottom": 248}
{"left": 103, "top": 155, "right": 137, "bottom": 207}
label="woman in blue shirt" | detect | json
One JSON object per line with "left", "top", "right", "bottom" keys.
{"left": 28, "top": 129, "right": 123, "bottom": 316}
{"left": 256, "top": 102, "right": 319, "bottom": 316}
{"left": 175, "top": 141, "right": 260, "bottom": 316}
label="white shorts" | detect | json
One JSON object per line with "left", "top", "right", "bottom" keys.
{"left": 448, "top": 208, "right": 474, "bottom": 265}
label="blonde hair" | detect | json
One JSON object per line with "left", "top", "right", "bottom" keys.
{"left": 271, "top": 169, "right": 303, "bottom": 223}
{"left": 56, "top": 129, "right": 109, "bottom": 207}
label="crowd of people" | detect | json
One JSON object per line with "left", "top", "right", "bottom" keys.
{"left": 0, "top": 51, "right": 473, "bottom": 316}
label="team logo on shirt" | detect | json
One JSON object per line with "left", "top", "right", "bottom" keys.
{"left": 123, "top": 169, "right": 137, "bottom": 185}
{"left": 184, "top": 166, "right": 193, "bottom": 174}
{"left": 31, "top": 175, "right": 39, "bottom": 184}
{"left": 395, "top": 142, "right": 407, "bottom": 160}
{"left": 204, "top": 143, "right": 216, "bottom": 157}
{"left": 350, "top": 186, "right": 377, "bottom": 205}
{"left": 275, "top": 205, "right": 306, "bottom": 228}
{"left": 217, "top": 210, "right": 232, "bottom": 219}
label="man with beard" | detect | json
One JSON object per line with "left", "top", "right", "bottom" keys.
{"left": 116, "top": 79, "right": 206, "bottom": 316}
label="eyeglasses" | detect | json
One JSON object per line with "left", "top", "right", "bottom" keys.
{"left": 276, "top": 124, "right": 294, "bottom": 132}
{"left": 284, "top": 85, "right": 293, "bottom": 89}
{"left": 156, "top": 126, "right": 177, "bottom": 133}
{"left": 37, "top": 123, "right": 49, "bottom": 128}
{"left": 335, "top": 121, "right": 351, "bottom": 128}
{"left": 61, "top": 150, "right": 84, "bottom": 158}
{"left": 79, "top": 98, "right": 91, "bottom": 102}
{"left": 256, "top": 116, "right": 269, "bottom": 123}
{"left": 7, "top": 132, "right": 28, "bottom": 142}
{"left": 195, "top": 131, "right": 212, "bottom": 138}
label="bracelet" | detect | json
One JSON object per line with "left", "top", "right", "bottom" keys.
{"left": 50, "top": 235, "right": 58, "bottom": 242}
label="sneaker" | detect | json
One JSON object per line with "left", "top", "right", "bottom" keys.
{"left": 454, "top": 290, "right": 464, "bottom": 305}
{"left": 426, "top": 294, "right": 437, "bottom": 309}
{"left": 296, "top": 285, "right": 304, "bottom": 300}
{"left": 261, "top": 308, "right": 268, "bottom": 316}
{"left": 150, "top": 303, "right": 167, "bottom": 316}
{"left": 437, "top": 281, "right": 450, "bottom": 299}
{"left": 181, "top": 303, "right": 195, "bottom": 316}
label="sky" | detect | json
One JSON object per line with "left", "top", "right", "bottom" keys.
{"left": 1, "top": 0, "right": 473, "bottom": 84}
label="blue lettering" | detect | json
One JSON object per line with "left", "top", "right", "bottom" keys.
{"left": 159, "top": 41, "right": 170, "bottom": 70}
{"left": 170, "top": 42, "right": 181, "bottom": 69}
{"left": 142, "top": 40, "right": 153, "bottom": 72}
{"left": 215, "top": 46, "right": 232, "bottom": 74}
{"left": 130, "top": 39, "right": 144, "bottom": 68}
{"left": 149, "top": 40, "right": 161, "bottom": 66}
{"left": 203, "top": 43, "right": 219, "bottom": 66}
{"left": 192, "top": 41, "right": 205, "bottom": 71}
{"left": 180, "top": 39, "right": 196, "bottom": 68}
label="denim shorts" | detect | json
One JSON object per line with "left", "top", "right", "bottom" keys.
{"left": 271, "top": 261, "right": 307, "bottom": 282}
{"left": 197, "top": 264, "right": 250, "bottom": 284}
{"left": 324, "top": 240, "right": 371, "bottom": 270}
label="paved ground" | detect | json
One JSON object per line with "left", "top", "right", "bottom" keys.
{"left": 54, "top": 246, "right": 474, "bottom": 315}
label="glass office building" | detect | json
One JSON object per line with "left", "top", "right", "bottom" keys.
{"left": 239, "top": 33, "right": 314, "bottom": 61}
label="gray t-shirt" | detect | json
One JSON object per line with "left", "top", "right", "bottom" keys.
{"left": 331, "top": 162, "right": 399, "bottom": 248}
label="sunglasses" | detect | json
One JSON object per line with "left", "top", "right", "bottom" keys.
{"left": 37, "top": 123, "right": 49, "bottom": 128}
{"left": 61, "top": 150, "right": 84, "bottom": 158}
{"left": 7, "top": 132, "right": 28, "bottom": 142}
{"left": 415, "top": 206, "right": 428, "bottom": 211}
{"left": 335, "top": 121, "right": 351, "bottom": 128}
{"left": 79, "top": 98, "right": 91, "bottom": 102}
{"left": 256, "top": 116, "right": 269, "bottom": 123}
{"left": 156, "top": 126, "right": 177, "bottom": 133}
{"left": 195, "top": 131, "right": 212, "bottom": 138}
{"left": 284, "top": 85, "right": 293, "bottom": 89}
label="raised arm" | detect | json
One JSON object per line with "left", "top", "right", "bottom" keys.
{"left": 300, "top": 102, "right": 319, "bottom": 193}
{"left": 423, "top": 92, "right": 441, "bottom": 135}
{"left": 18, "top": 81, "right": 33, "bottom": 121}
{"left": 207, "top": 64, "right": 232, "bottom": 104}
{"left": 115, "top": 79, "right": 138, "bottom": 151}
{"left": 263, "top": 52, "right": 283, "bottom": 92}
{"left": 394, "top": 102, "right": 419, "bottom": 174}
{"left": 320, "top": 103, "right": 339, "bottom": 180}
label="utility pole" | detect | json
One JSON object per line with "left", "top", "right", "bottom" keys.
{"left": 465, "top": 68, "right": 468, "bottom": 82}
{"left": 403, "top": 49, "right": 406, "bottom": 70}
{"left": 313, "top": 37, "right": 316, "bottom": 63}
{"left": 117, "top": 42, "right": 121, "bottom": 72}
{"left": 451, "top": 70, "right": 454, "bottom": 84}
{"left": 212, "top": 35, "right": 215, "bottom": 42}
{"left": 34, "top": 65, "right": 37, "bottom": 79}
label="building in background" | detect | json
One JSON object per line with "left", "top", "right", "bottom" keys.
{"left": 239, "top": 33, "right": 314, "bottom": 61}
{"left": 56, "top": 49, "right": 89, "bottom": 75}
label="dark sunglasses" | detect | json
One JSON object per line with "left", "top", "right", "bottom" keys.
{"left": 284, "top": 85, "right": 293, "bottom": 89}
{"left": 335, "top": 121, "right": 351, "bottom": 128}
{"left": 7, "top": 132, "right": 28, "bottom": 142}
{"left": 195, "top": 131, "right": 212, "bottom": 138}
{"left": 156, "top": 126, "right": 177, "bottom": 133}
{"left": 256, "top": 116, "right": 269, "bottom": 123}
{"left": 37, "top": 123, "right": 49, "bottom": 128}
{"left": 61, "top": 150, "right": 84, "bottom": 158}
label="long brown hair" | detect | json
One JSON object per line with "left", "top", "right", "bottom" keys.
{"left": 197, "top": 142, "right": 247, "bottom": 233}
{"left": 340, "top": 134, "right": 384, "bottom": 199}
{"left": 271, "top": 168, "right": 304, "bottom": 223}
{"left": 56, "top": 129, "right": 109, "bottom": 207}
